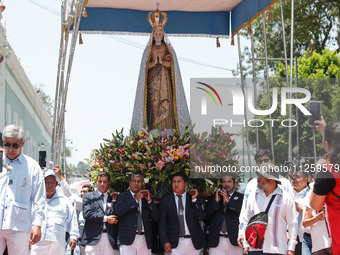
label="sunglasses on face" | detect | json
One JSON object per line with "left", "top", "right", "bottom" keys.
{"left": 256, "top": 158, "right": 270, "bottom": 164}
{"left": 4, "top": 142, "right": 20, "bottom": 149}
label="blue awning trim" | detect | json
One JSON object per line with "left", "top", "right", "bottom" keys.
{"left": 79, "top": 8, "right": 230, "bottom": 36}
{"left": 231, "top": 0, "right": 278, "bottom": 35}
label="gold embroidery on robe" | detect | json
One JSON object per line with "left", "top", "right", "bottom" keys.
{"left": 146, "top": 44, "right": 175, "bottom": 130}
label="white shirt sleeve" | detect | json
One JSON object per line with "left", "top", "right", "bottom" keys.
{"left": 31, "top": 166, "right": 47, "bottom": 226}
{"left": 60, "top": 179, "right": 83, "bottom": 212}
{"left": 66, "top": 199, "right": 80, "bottom": 240}
{"left": 285, "top": 195, "right": 298, "bottom": 251}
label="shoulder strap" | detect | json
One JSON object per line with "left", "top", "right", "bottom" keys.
{"left": 265, "top": 194, "right": 277, "bottom": 214}
{"left": 331, "top": 189, "right": 340, "bottom": 200}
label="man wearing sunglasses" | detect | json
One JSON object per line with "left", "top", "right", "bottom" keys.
{"left": 0, "top": 125, "right": 46, "bottom": 255}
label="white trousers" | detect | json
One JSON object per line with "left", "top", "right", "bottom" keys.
{"left": 120, "top": 235, "right": 151, "bottom": 255}
{"left": 85, "top": 233, "right": 119, "bottom": 255}
{"left": 0, "top": 229, "right": 30, "bottom": 255}
{"left": 209, "top": 237, "right": 243, "bottom": 255}
{"left": 170, "top": 237, "right": 200, "bottom": 255}
{"left": 30, "top": 241, "right": 65, "bottom": 255}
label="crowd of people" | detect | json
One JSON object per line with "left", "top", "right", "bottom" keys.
{"left": 0, "top": 122, "right": 339, "bottom": 255}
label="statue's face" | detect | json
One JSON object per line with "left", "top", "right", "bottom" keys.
{"left": 153, "top": 29, "right": 163, "bottom": 44}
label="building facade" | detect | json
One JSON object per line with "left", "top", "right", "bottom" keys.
{"left": 0, "top": 13, "right": 52, "bottom": 163}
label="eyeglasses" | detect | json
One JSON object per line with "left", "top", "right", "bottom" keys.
{"left": 256, "top": 158, "right": 270, "bottom": 164}
{"left": 4, "top": 142, "right": 20, "bottom": 149}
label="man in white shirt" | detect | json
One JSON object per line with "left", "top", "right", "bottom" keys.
{"left": 0, "top": 125, "right": 46, "bottom": 255}
{"left": 30, "top": 170, "right": 79, "bottom": 254}
{"left": 239, "top": 149, "right": 294, "bottom": 249}
{"left": 291, "top": 169, "right": 309, "bottom": 255}
{"left": 238, "top": 163, "right": 298, "bottom": 255}
{"left": 54, "top": 165, "right": 92, "bottom": 255}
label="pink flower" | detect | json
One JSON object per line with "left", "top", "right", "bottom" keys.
{"left": 146, "top": 144, "right": 151, "bottom": 152}
{"left": 155, "top": 160, "right": 165, "bottom": 170}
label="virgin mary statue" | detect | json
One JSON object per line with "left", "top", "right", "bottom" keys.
{"left": 131, "top": 8, "right": 190, "bottom": 134}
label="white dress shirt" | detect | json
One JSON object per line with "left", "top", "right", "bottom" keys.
{"left": 41, "top": 190, "right": 79, "bottom": 245}
{"left": 0, "top": 153, "right": 46, "bottom": 232}
{"left": 239, "top": 186, "right": 298, "bottom": 254}
{"left": 59, "top": 179, "right": 85, "bottom": 233}
{"left": 305, "top": 204, "right": 331, "bottom": 252}
{"left": 293, "top": 186, "right": 310, "bottom": 240}
{"left": 239, "top": 175, "right": 293, "bottom": 235}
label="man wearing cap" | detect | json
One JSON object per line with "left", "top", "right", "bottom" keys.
{"left": 116, "top": 172, "right": 159, "bottom": 255}
{"left": 238, "top": 149, "right": 294, "bottom": 254}
{"left": 54, "top": 165, "right": 92, "bottom": 255}
{"left": 237, "top": 163, "right": 298, "bottom": 255}
{"left": 30, "top": 169, "right": 79, "bottom": 255}
{"left": 204, "top": 173, "right": 243, "bottom": 255}
{"left": 0, "top": 125, "right": 46, "bottom": 255}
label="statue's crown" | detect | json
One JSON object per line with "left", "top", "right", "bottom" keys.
{"left": 147, "top": 8, "right": 168, "bottom": 30}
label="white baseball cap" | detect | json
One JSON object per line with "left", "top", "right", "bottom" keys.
{"left": 44, "top": 169, "right": 56, "bottom": 178}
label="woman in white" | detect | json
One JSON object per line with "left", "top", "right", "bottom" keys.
{"left": 302, "top": 204, "right": 331, "bottom": 255}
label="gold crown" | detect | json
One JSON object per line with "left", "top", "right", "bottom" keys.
{"left": 147, "top": 8, "right": 168, "bottom": 30}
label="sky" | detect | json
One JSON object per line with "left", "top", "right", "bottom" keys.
{"left": 4, "top": 0, "right": 249, "bottom": 165}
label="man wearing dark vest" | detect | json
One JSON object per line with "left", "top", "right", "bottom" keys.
{"left": 81, "top": 171, "right": 119, "bottom": 255}
{"left": 116, "top": 173, "right": 159, "bottom": 255}
{"left": 205, "top": 173, "right": 243, "bottom": 254}
{"left": 159, "top": 172, "right": 205, "bottom": 255}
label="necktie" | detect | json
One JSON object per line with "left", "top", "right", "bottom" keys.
{"left": 221, "top": 202, "right": 227, "bottom": 233}
{"left": 134, "top": 195, "right": 143, "bottom": 232}
{"left": 177, "top": 194, "right": 185, "bottom": 236}
{"left": 101, "top": 194, "right": 105, "bottom": 210}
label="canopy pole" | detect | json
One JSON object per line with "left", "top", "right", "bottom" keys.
{"left": 52, "top": 0, "right": 75, "bottom": 164}
{"left": 237, "top": 34, "right": 252, "bottom": 171}
{"left": 250, "top": 24, "right": 259, "bottom": 151}
{"left": 51, "top": 0, "right": 67, "bottom": 164}
{"left": 262, "top": 14, "right": 275, "bottom": 161}
{"left": 295, "top": 56, "right": 300, "bottom": 165}
{"left": 52, "top": 0, "right": 86, "bottom": 164}
{"left": 279, "top": 0, "right": 292, "bottom": 162}
{"left": 289, "top": 0, "right": 295, "bottom": 162}
{"left": 55, "top": 0, "right": 86, "bottom": 162}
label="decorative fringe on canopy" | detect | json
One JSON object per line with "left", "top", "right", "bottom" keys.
{"left": 247, "top": 23, "right": 252, "bottom": 34}
{"left": 82, "top": 7, "right": 88, "bottom": 17}
{"left": 268, "top": 8, "right": 274, "bottom": 19}
{"left": 216, "top": 36, "right": 220, "bottom": 47}
{"left": 79, "top": 30, "right": 230, "bottom": 39}
{"left": 79, "top": 33, "right": 83, "bottom": 44}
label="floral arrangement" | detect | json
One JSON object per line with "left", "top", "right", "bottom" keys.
{"left": 87, "top": 126, "right": 239, "bottom": 198}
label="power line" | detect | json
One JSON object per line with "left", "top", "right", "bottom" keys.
{"left": 27, "top": 0, "right": 60, "bottom": 16}
{"left": 27, "top": 0, "right": 233, "bottom": 72}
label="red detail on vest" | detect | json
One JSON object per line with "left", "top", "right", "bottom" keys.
{"left": 322, "top": 158, "right": 340, "bottom": 254}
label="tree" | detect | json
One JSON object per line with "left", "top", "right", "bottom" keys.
{"left": 235, "top": 0, "right": 340, "bottom": 77}
{"left": 248, "top": 49, "right": 340, "bottom": 165}
{"left": 34, "top": 84, "right": 53, "bottom": 118}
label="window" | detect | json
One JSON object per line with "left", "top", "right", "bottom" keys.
{"left": 6, "top": 104, "right": 11, "bottom": 125}
{"left": 13, "top": 112, "right": 18, "bottom": 126}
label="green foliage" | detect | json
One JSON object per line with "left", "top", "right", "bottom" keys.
{"left": 34, "top": 84, "right": 53, "bottom": 118}
{"left": 248, "top": 50, "right": 340, "bottom": 164}
{"left": 236, "top": 0, "right": 340, "bottom": 77}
